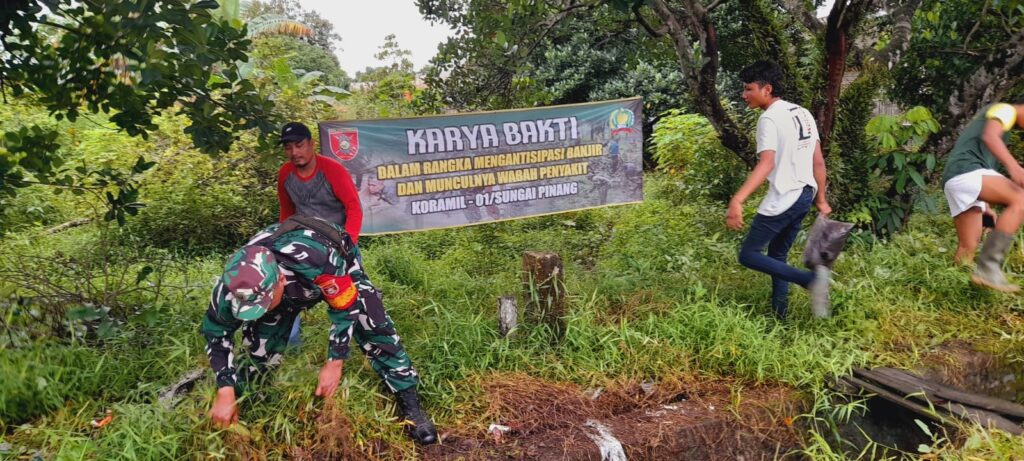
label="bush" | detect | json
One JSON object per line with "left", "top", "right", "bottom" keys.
{"left": 126, "top": 116, "right": 280, "bottom": 253}
{"left": 650, "top": 110, "right": 746, "bottom": 202}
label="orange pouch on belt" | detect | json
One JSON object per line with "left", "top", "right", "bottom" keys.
{"left": 315, "top": 274, "right": 358, "bottom": 310}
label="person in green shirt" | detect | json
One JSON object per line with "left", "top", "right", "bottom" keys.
{"left": 941, "top": 98, "right": 1024, "bottom": 291}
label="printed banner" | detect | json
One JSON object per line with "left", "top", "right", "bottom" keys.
{"left": 318, "top": 98, "right": 644, "bottom": 234}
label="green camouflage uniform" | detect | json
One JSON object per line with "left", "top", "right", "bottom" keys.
{"left": 201, "top": 222, "right": 419, "bottom": 395}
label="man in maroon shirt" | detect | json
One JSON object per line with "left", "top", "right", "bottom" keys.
{"left": 277, "top": 122, "right": 363, "bottom": 241}
{"left": 277, "top": 122, "right": 363, "bottom": 347}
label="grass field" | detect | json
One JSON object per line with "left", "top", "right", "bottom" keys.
{"left": 3, "top": 175, "right": 1024, "bottom": 460}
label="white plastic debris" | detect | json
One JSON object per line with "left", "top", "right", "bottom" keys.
{"left": 488, "top": 423, "right": 511, "bottom": 443}
{"left": 584, "top": 420, "right": 627, "bottom": 461}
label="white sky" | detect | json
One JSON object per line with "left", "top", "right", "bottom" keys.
{"left": 295, "top": 0, "right": 455, "bottom": 76}
{"left": 817, "top": 0, "right": 836, "bottom": 18}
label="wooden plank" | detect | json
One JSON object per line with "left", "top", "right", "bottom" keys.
{"left": 855, "top": 368, "right": 1024, "bottom": 419}
{"left": 884, "top": 370, "right": 1024, "bottom": 419}
{"left": 855, "top": 368, "right": 948, "bottom": 404}
{"left": 945, "top": 402, "right": 1024, "bottom": 435}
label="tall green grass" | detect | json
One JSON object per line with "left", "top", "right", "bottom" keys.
{"left": 3, "top": 175, "right": 1024, "bottom": 459}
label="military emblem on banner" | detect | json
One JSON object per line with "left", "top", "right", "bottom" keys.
{"left": 329, "top": 128, "right": 359, "bottom": 161}
{"left": 608, "top": 108, "right": 635, "bottom": 135}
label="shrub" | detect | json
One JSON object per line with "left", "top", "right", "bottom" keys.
{"left": 651, "top": 110, "right": 746, "bottom": 202}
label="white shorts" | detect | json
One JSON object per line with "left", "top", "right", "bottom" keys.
{"left": 944, "top": 169, "right": 1003, "bottom": 217}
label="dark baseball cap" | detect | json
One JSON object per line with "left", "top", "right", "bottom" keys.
{"left": 278, "top": 122, "right": 312, "bottom": 145}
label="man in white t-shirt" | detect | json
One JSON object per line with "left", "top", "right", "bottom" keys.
{"left": 725, "top": 60, "right": 832, "bottom": 320}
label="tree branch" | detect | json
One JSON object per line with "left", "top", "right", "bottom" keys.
{"left": 37, "top": 20, "right": 81, "bottom": 35}
{"left": 633, "top": 2, "right": 666, "bottom": 38}
{"left": 648, "top": 0, "right": 696, "bottom": 68}
{"left": 520, "top": 0, "right": 598, "bottom": 63}
{"left": 776, "top": 0, "right": 825, "bottom": 35}
{"left": 648, "top": 0, "right": 754, "bottom": 166}
{"left": 962, "top": 0, "right": 990, "bottom": 50}
{"left": 868, "top": 0, "right": 923, "bottom": 68}
{"left": 47, "top": 218, "right": 92, "bottom": 234}
{"left": 706, "top": 0, "right": 726, "bottom": 12}
{"left": 926, "top": 26, "right": 1024, "bottom": 160}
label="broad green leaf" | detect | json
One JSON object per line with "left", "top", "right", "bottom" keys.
{"left": 908, "top": 169, "right": 925, "bottom": 188}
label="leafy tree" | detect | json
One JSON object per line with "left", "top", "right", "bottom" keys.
{"left": 420, "top": 0, "right": 922, "bottom": 163}
{"left": 417, "top": 0, "right": 1024, "bottom": 235}
{"left": 357, "top": 33, "right": 416, "bottom": 82}
{"left": 651, "top": 110, "right": 745, "bottom": 201}
{"left": 242, "top": 0, "right": 343, "bottom": 54}
{"left": 420, "top": 2, "right": 688, "bottom": 115}
{"left": 860, "top": 106, "right": 940, "bottom": 235}
{"left": 251, "top": 35, "right": 351, "bottom": 88}
{"left": 890, "top": 0, "right": 1024, "bottom": 162}
{"left": 0, "top": 0, "right": 277, "bottom": 222}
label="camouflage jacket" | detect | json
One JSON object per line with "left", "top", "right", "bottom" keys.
{"left": 201, "top": 222, "right": 363, "bottom": 389}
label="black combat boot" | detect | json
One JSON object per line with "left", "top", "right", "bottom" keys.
{"left": 395, "top": 387, "right": 438, "bottom": 445}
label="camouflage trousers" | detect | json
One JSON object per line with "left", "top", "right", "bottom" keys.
{"left": 235, "top": 286, "right": 419, "bottom": 395}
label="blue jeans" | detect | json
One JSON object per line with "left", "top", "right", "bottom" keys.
{"left": 738, "top": 186, "right": 815, "bottom": 319}
{"left": 287, "top": 312, "right": 303, "bottom": 347}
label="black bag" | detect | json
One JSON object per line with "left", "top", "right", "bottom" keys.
{"left": 269, "top": 215, "right": 352, "bottom": 258}
{"left": 803, "top": 215, "right": 854, "bottom": 269}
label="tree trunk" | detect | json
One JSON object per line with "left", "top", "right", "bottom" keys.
{"left": 818, "top": 9, "right": 849, "bottom": 155}
{"left": 817, "top": 0, "right": 876, "bottom": 156}
{"left": 522, "top": 251, "right": 566, "bottom": 341}
{"left": 697, "top": 20, "right": 756, "bottom": 168}
{"left": 649, "top": 0, "right": 755, "bottom": 167}
{"left": 869, "top": 0, "right": 924, "bottom": 69}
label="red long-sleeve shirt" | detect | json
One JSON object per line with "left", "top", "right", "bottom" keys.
{"left": 277, "top": 155, "right": 362, "bottom": 243}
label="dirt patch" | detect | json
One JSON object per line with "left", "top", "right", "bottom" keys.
{"left": 420, "top": 373, "right": 802, "bottom": 460}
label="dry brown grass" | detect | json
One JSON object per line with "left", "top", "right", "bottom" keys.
{"left": 291, "top": 399, "right": 370, "bottom": 461}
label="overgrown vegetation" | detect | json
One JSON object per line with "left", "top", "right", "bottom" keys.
{"left": 3, "top": 1, "right": 1024, "bottom": 459}
{"left": 4, "top": 167, "right": 1024, "bottom": 458}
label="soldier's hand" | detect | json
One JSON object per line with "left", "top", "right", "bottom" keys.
{"left": 315, "top": 359, "right": 344, "bottom": 398}
{"left": 209, "top": 387, "right": 239, "bottom": 427}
